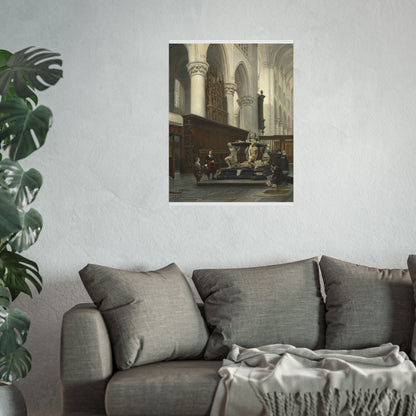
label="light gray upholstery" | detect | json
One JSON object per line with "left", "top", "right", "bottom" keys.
{"left": 406, "top": 255, "right": 416, "bottom": 360}
{"left": 321, "top": 255, "right": 414, "bottom": 353}
{"left": 61, "top": 303, "right": 113, "bottom": 416}
{"left": 79, "top": 263, "right": 209, "bottom": 370}
{"left": 192, "top": 258, "right": 325, "bottom": 359}
{"left": 105, "top": 360, "right": 221, "bottom": 416}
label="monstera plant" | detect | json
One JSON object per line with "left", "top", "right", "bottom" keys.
{"left": 0, "top": 47, "right": 62, "bottom": 383}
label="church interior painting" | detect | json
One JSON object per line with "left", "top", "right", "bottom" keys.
{"left": 169, "top": 42, "right": 294, "bottom": 203}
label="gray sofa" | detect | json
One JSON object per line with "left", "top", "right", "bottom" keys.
{"left": 60, "top": 255, "right": 416, "bottom": 416}
{"left": 61, "top": 304, "right": 221, "bottom": 416}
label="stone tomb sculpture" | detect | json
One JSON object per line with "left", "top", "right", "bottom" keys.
{"left": 224, "top": 143, "right": 239, "bottom": 168}
{"left": 217, "top": 132, "right": 272, "bottom": 181}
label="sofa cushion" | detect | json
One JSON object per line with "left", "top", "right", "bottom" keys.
{"left": 105, "top": 360, "right": 221, "bottom": 416}
{"left": 406, "top": 255, "right": 416, "bottom": 360}
{"left": 320, "top": 255, "right": 414, "bottom": 353}
{"left": 79, "top": 263, "right": 209, "bottom": 370}
{"left": 192, "top": 258, "right": 325, "bottom": 359}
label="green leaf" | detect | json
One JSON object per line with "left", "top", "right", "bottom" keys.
{"left": 8, "top": 208, "right": 42, "bottom": 252}
{"left": 0, "top": 159, "right": 42, "bottom": 208}
{"left": 0, "top": 50, "right": 12, "bottom": 71}
{"left": 0, "top": 49, "right": 38, "bottom": 106}
{"left": 0, "top": 287, "right": 10, "bottom": 311}
{"left": 1, "top": 83, "right": 38, "bottom": 109}
{"left": 0, "top": 250, "right": 42, "bottom": 300}
{"left": 0, "top": 346, "right": 31, "bottom": 383}
{"left": 0, "top": 307, "right": 30, "bottom": 355}
{"left": 0, "top": 97, "right": 53, "bottom": 161}
{"left": 0, "top": 47, "right": 62, "bottom": 98}
{"left": 0, "top": 190, "right": 21, "bottom": 240}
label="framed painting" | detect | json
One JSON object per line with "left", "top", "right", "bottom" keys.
{"left": 169, "top": 42, "right": 293, "bottom": 204}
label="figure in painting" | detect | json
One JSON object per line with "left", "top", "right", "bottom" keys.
{"left": 247, "top": 141, "right": 258, "bottom": 167}
{"left": 225, "top": 143, "right": 239, "bottom": 168}
{"left": 262, "top": 144, "right": 271, "bottom": 164}
{"left": 245, "top": 131, "right": 258, "bottom": 161}
{"left": 267, "top": 164, "right": 282, "bottom": 187}
{"left": 193, "top": 157, "right": 202, "bottom": 183}
{"left": 246, "top": 131, "right": 258, "bottom": 142}
{"left": 267, "top": 150, "right": 290, "bottom": 186}
{"left": 278, "top": 150, "right": 289, "bottom": 184}
{"left": 204, "top": 150, "right": 216, "bottom": 180}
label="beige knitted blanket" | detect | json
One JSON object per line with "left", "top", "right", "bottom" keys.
{"left": 210, "top": 343, "right": 416, "bottom": 416}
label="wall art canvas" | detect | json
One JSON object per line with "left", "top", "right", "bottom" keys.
{"left": 169, "top": 42, "right": 293, "bottom": 204}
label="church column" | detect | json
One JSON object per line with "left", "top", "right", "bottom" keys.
{"left": 186, "top": 61, "right": 209, "bottom": 117}
{"left": 263, "top": 63, "right": 275, "bottom": 135}
{"left": 288, "top": 117, "right": 293, "bottom": 135}
{"left": 275, "top": 115, "right": 281, "bottom": 135}
{"left": 277, "top": 118, "right": 283, "bottom": 134}
{"left": 224, "top": 82, "right": 237, "bottom": 126}
{"left": 237, "top": 96, "right": 254, "bottom": 131}
{"left": 283, "top": 119, "right": 288, "bottom": 135}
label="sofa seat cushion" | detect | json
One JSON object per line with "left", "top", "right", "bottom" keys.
{"left": 105, "top": 360, "right": 222, "bottom": 416}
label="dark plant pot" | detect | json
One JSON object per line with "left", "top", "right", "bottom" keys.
{"left": 0, "top": 384, "right": 27, "bottom": 416}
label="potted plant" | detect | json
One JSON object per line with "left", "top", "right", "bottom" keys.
{"left": 0, "top": 47, "right": 63, "bottom": 415}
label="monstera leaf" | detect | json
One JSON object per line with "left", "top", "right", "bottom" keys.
{"left": 0, "top": 47, "right": 62, "bottom": 98}
{"left": 8, "top": 208, "right": 42, "bottom": 253}
{"left": 0, "top": 50, "right": 12, "bottom": 72}
{"left": 0, "top": 250, "right": 42, "bottom": 300}
{"left": 0, "top": 98, "right": 52, "bottom": 161}
{"left": 0, "top": 159, "right": 42, "bottom": 208}
{"left": 0, "top": 287, "right": 31, "bottom": 383}
{"left": 0, "top": 83, "right": 38, "bottom": 109}
{"left": 0, "top": 346, "right": 31, "bottom": 382}
{"left": 0, "top": 190, "right": 21, "bottom": 240}
{"left": 0, "top": 306, "right": 29, "bottom": 355}
{"left": 0, "top": 50, "right": 38, "bottom": 106}
{"left": 0, "top": 287, "right": 10, "bottom": 311}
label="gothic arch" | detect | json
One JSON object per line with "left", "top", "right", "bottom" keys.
{"left": 234, "top": 61, "right": 250, "bottom": 98}
{"left": 272, "top": 44, "right": 293, "bottom": 84}
{"left": 207, "top": 44, "right": 230, "bottom": 81}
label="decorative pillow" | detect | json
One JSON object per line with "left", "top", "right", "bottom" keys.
{"left": 79, "top": 263, "right": 209, "bottom": 370}
{"left": 320, "top": 256, "right": 414, "bottom": 354}
{"left": 406, "top": 255, "right": 416, "bottom": 360}
{"left": 192, "top": 258, "right": 325, "bottom": 360}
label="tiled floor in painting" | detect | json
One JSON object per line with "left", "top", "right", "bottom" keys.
{"left": 169, "top": 165, "right": 293, "bottom": 203}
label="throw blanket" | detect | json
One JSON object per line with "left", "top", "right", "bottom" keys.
{"left": 210, "top": 343, "right": 416, "bottom": 416}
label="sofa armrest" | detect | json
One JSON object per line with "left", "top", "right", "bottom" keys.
{"left": 61, "top": 303, "right": 113, "bottom": 416}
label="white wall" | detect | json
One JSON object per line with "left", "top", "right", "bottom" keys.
{"left": 3, "top": 0, "right": 416, "bottom": 414}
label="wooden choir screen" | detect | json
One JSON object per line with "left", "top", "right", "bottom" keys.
{"left": 173, "top": 117, "right": 294, "bottom": 174}
{"left": 182, "top": 114, "right": 248, "bottom": 173}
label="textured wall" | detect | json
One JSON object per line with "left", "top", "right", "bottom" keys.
{"left": 3, "top": 0, "right": 416, "bottom": 414}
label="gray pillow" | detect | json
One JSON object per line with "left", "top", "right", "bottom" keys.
{"left": 79, "top": 263, "right": 209, "bottom": 370}
{"left": 320, "top": 256, "right": 414, "bottom": 354}
{"left": 192, "top": 258, "right": 325, "bottom": 360}
{"left": 406, "top": 255, "right": 416, "bottom": 360}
